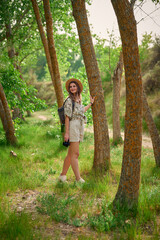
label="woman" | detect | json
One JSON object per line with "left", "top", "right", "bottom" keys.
{"left": 59, "top": 78, "right": 95, "bottom": 183}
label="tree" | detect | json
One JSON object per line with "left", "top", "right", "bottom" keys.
{"left": 71, "top": 0, "right": 110, "bottom": 171}
{"left": 143, "top": 91, "right": 160, "bottom": 167}
{"left": 111, "top": 0, "right": 143, "bottom": 208}
{"left": 93, "top": 33, "right": 121, "bottom": 90}
{"left": 0, "top": 0, "right": 45, "bottom": 119}
{"left": 0, "top": 83, "right": 17, "bottom": 145}
{"left": 112, "top": 52, "right": 123, "bottom": 144}
{"left": 31, "top": 0, "right": 60, "bottom": 104}
{"left": 0, "top": 100, "right": 8, "bottom": 133}
{"left": 42, "top": 0, "right": 64, "bottom": 107}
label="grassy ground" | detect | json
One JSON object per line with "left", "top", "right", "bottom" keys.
{"left": 0, "top": 110, "right": 160, "bottom": 239}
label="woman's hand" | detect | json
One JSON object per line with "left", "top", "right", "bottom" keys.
{"left": 90, "top": 96, "right": 95, "bottom": 105}
{"left": 64, "top": 132, "right": 69, "bottom": 142}
{"left": 84, "top": 96, "right": 95, "bottom": 112}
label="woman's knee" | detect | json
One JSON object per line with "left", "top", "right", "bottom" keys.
{"left": 75, "top": 151, "right": 79, "bottom": 158}
{"left": 71, "top": 150, "right": 79, "bottom": 159}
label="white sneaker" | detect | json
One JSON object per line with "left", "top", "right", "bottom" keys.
{"left": 77, "top": 177, "right": 85, "bottom": 183}
{"left": 59, "top": 175, "right": 67, "bottom": 182}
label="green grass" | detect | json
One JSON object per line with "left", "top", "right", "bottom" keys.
{"left": 0, "top": 209, "right": 35, "bottom": 240}
{"left": 0, "top": 112, "right": 160, "bottom": 239}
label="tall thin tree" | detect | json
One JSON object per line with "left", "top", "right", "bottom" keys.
{"left": 111, "top": 0, "right": 143, "bottom": 208}
{"left": 43, "top": 0, "right": 64, "bottom": 108}
{"left": 31, "top": 0, "right": 62, "bottom": 106}
{"left": 71, "top": 0, "right": 110, "bottom": 171}
{"left": 112, "top": 52, "right": 123, "bottom": 144}
{"left": 143, "top": 90, "right": 160, "bottom": 167}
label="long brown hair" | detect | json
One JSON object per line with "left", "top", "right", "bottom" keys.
{"left": 68, "top": 81, "right": 82, "bottom": 103}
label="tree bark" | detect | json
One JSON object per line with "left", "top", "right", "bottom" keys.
{"left": 43, "top": 0, "right": 64, "bottom": 108}
{"left": 0, "top": 100, "right": 8, "bottom": 132}
{"left": 30, "top": 0, "right": 58, "bottom": 100}
{"left": 71, "top": 0, "right": 110, "bottom": 171}
{"left": 5, "top": 23, "right": 15, "bottom": 59}
{"left": 143, "top": 90, "right": 160, "bottom": 167}
{"left": 0, "top": 83, "right": 17, "bottom": 145}
{"left": 111, "top": 0, "right": 142, "bottom": 208}
{"left": 112, "top": 52, "right": 123, "bottom": 144}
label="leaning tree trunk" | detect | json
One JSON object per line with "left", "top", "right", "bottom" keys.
{"left": 43, "top": 0, "right": 64, "bottom": 108}
{"left": 0, "top": 83, "right": 17, "bottom": 145}
{"left": 31, "top": 0, "right": 60, "bottom": 104}
{"left": 112, "top": 52, "right": 123, "bottom": 144}
{"left": 111, "top": 0, "right": 142, "bottom": 209}
{"left": 143, "top": 90, "right": 160, "bottom": 167}
{"left": 71, "top": 0, "right": 110, "bottom": 171}
{"left": 0, "top": 100, "right": 8, "bottom": 132}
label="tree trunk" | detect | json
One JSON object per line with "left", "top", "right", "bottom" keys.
{"left": 71, "top": 0, "right": 110, "bottom": 171}
{"left": 43, "top": 0, "right": 64, "bottom": 108}
{"left": 30, "top": 0, "right": 58, "bottom": 99}
{"left": 5, "top": 23, "right": 15, "bottom": 59}
{"left": 111, "top": 0, "right": 142, "bottom": 208}
{"left": 0, "top": 83, "right": 17, "bottom": 145}
{"left": 112, "top": 52, "right": 123, "bottom": 144}
{"left": 0, "top": 100, "right": 8, "bottom": 132}
{"left": 143, "top": 90, "right": 160, "bottom": 167}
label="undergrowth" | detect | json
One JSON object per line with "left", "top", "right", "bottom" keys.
{"left": 0, "top": 111, "right": 159, "bottom": 239}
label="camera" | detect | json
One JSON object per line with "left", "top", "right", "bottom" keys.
{"left": 63, "top": 140, "right": 70, "bottom": 147}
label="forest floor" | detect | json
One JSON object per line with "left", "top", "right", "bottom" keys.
{"left": 1, "top": 110, "right": 159, "bottom": 240}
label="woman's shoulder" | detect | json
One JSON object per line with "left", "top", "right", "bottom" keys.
{"left": 64, "top": 97, "right": 72, "bottom": 106}
{"left": 65, "top": 97, "right": 71, "bottom": 102}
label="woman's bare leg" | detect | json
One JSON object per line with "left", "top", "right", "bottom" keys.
{"left": 61, "top": 147, "right": 71, "bottom": 176}
{"left": 70, "top": 142, "right": 81, "bottom": 181}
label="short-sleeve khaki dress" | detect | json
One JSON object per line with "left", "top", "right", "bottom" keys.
{"left": 64, "top": 97, "right": 86, "bottom": 142}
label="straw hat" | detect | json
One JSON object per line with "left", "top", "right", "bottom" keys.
{"left": 65, "top": 78, "right": 83, "bottom": 93}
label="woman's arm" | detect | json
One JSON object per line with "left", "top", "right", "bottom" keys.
{"left": 84, "top": 96, "right": 95, "bottom": 113}
{"left": 84, "top": 102, "right": 92, "bottom": 113}
{"left": 64, "top": 115, "right": 70, "bottom": 141}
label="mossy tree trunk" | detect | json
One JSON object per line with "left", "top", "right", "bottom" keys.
{"left": 112, "top": 52, "right": 123, "bottom": 144}
{"left": 0, "top": 83, "right": 17, "bottom": 145}
{"left": 71, "top": 0, "right": 110, "bottom": 171}
{"left": 111, "top": 0, "right": 142, "bottom": 208}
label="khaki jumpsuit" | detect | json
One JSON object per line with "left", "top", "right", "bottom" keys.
{"left": 64, "top": 98, "right": 86, "bottom": 142}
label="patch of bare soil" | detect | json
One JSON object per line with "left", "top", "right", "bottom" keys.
{"left": 5, "top": 190, "right": 111, "bottom": 239}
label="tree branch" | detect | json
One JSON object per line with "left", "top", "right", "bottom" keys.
{"left": 137, "top": 5, "right": 160, "bottom": 27}
{"left": 19, "top": 47, "right": 43, "bottom": 64}
{"left": 12, "top": 7, "right": 30, "bottom": 33}
{"left": 130, "top": 0, "right": 137, "bottom": 8}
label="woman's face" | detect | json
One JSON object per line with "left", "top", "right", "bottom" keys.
{"left": 69, "top": 82, "right": 78, "bottom": 95}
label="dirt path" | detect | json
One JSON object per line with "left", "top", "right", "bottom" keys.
{"left": 85, "top": 126, "right": 152, "bottom": 149}
{"left": 37, "top": 115, "right": 48, "bottom": 121}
